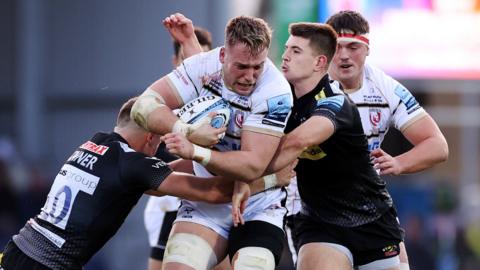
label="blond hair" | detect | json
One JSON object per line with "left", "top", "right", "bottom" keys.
{"left": 225, "top": 16, "right": 272, "bottom": 55}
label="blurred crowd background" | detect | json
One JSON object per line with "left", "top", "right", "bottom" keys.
{"left": 1, "top": 0, "right": 479, "bottom": 269}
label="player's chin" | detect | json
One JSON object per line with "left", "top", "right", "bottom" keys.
{"left": 234, "top": 83, "right": 255, "bottom": 95}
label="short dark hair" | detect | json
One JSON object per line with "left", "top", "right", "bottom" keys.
{"left": 117, "top": 97, "right": 137, "bottom": 127}
{"left": 173, "top": 26, "right": 213, "bottom": 57}
{"left": 225, "top": 16, "right": 272, "bottom": 55}
{"left": 326, "top": 10, "right": 370, "bottom": 35}
{"left": 289, "top": 22, "right": 337, "bottom": 64}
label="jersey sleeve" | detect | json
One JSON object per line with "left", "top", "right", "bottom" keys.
{"left": 369, "top": 65, "right": 426, "bottom": 132}
{"left": 312, "top": 95, "right": 353, "bottom": 132}
{"left": 241, "top": 62, "right": 293, "bottom": 137}
{"left": 118, "top": 142, "right": 173, "bottom": 191}
{"left": 165, "top": 48, "right": 220, "bottom": 105}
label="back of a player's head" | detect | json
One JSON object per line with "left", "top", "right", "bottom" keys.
{"left": 289, "top": 22, "right": 337, "bottom": 64}
{"left": 117, "top": 97, "right": 139, "bottom": 128}
{"left": 225, "top": 16, "right": 272, "bottom": 55}
{"left": 326, "top": 10, "right": 370, "bottom": 36}
{"left": 173, "top": 26, "right": 213, "bottom": 57}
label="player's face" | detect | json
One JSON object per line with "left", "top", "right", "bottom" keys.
{"left": 329, "top": 40, "right": 368, "bottom": 89}
{"left": 281, "top": 36, "right": 319, "bottom": 84}
{"left": 220, "top": 43, "right": 268, "bottom": 96}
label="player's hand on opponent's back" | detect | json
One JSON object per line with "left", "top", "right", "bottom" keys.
{"left": 163, "top": 13, "right": 195, "bottom": 46}
{"left": 371, "top": 148, "right": 402, "bottom": 176}
{"left": 232, "top": 181, "right": 250, "bottom": 227}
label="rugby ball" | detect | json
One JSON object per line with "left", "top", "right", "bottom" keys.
{"left": 177, "top": 95, "right": 231, "bottom": 129}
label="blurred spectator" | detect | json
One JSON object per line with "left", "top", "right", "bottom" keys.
{"left": 0, "top": 159, "right": 20, "bottom": 247}
{"left": 404, "top": 214, "right": 436, "bottom": 269}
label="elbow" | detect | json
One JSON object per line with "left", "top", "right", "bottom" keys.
{"left": 438, "top": 140, "right": 449, "bottom": 163}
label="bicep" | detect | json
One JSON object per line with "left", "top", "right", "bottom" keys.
{"left": 240, "top": 130, "right": 282, "bottom": 165}
{"left": 148, "top": 76, "right": 183, "bottom": 109}
{"left": 401, "top": 114, "right": 444, "bottom": 145}
{"left": 290, "top": 116, "right": 335, "bottom": 147}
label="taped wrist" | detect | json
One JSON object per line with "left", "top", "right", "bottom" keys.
{"left": 193, "top": 144, "right": 211, "bottom": 166}
{"left": 172, "top": 120, "right": 194, "bottom": 137}
{"left": 263, "top": 174, "right": 278, "bottom": 190}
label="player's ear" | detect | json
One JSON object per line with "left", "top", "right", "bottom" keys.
{"left": 314, "top": 55, "right": 328, "bottom": 72}
{"left": 219, "top": 47, "right": 226, "bottom": 64}
{"left": 146, "top": 132, "right": 155, "bottom": 146}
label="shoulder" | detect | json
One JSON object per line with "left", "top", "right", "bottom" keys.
{"left": 252, "top": 59, "right": 292, "bottom": 107}
{"left": 364, "top": 62, "right": 400, "bottom": 93}
{"left": 182, "top": 47, "right": 222, "bottom": 71}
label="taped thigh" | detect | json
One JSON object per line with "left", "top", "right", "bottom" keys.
{"left": 163, "top": 233, "right": 217, "bottom": 270}
{"left": 234, "top": 247, "right": 275, "bottom": 270}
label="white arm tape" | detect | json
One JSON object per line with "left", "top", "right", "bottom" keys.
{"left": 193, "top": 144, "right": 212, "bottom": 166}
{"left": 172, "top": 119, "right": 193, "bottom": 137}
{"left": 130, "top": 87, "right": 166, "bottom": 131}
{"left": 263, "top": 173, "right": 278, "bottom": 190}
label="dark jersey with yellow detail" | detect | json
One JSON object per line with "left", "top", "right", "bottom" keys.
{"left": 285, "top": 75, "right": 393, "bottom": 227}
{"left": 12, "top": 132, "right": 172, "bottom": 270}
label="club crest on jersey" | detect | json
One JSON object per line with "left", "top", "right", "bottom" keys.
{"left": 369, "top": 108, "right": 382, "bottom": 127}
{"left": 234, "top": 110, "right": 245, "bottom": 128}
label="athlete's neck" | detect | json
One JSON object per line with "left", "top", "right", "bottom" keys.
{"left": 341, "top": 71, "right": 364, "bottom": 94}
{"left": 292, "top": 72, "right": 326, "bottom": 99}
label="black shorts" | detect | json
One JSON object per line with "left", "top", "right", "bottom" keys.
{"left": 150, "top": 211, "right": 177, "bottom": 260}
{"left": 228, "top": 220, "right": 285, "bottom": 265}
{"left": 1, "top": 240, "right": 51, "bottom": 270}
{"left": 295, "top": 207, "right": 404, "bottom": 266}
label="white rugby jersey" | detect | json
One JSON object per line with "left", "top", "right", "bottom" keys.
{"left": 166, "top": 47, "right": 292, "bottom": 224}
{"left": 334, "top": 62, "right": 427, "bottom": 152}
{"left": 166, "top": 47, "right": 293, "bottom": 177}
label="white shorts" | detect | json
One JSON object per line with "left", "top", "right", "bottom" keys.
{"left": 285, "top": 176, "right": 301, "bottom": 216}
{"left": 144, "top": 195, "right": 181, "bottom": 247}
{"left": 175, "top": 188, "right": 287, "bottom": 239}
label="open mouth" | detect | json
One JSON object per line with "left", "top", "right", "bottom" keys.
{"left": 340, "top": 63, "right": 353, "bottom": 69}
{"left": 237, "top": 82, "right": 254, "bottom": 88}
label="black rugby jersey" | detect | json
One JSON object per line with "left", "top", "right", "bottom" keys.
{"left": 13, "top": 132, "right": 172, "bottom": 269}
{"left": 286, "top": 75, "right": 393, "bottom": 227}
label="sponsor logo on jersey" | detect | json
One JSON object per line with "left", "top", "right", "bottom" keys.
{"left": 201, "top": 73, "right": 223, "bottom": 95}
{"left": 299, "top": 145, "right": 327, "bottom": 160}
{"left": 173, "top": 68, "right": 190, "bottom": 86}
{"left": 181, "top": 207, "right": 195, "bottom": 218}
{"left": 361, "top": 94, "right": 385, "bottom": 104}
{"left": 315, "top": 95, "right": 345, "bottom": 113}
{"left": 382, "top": 245, "right": 399, "bottom": 257}
{"left": 264, "top": 94, "right": 292, "bottom": 124}
{"left": 394, "top": 85, "right": 419, "bottom": 113}
{"left": 369, "top": 108, "right": 382, "bottom": 127}
{"left": 231, "top": 95, "right": 251, "bottom": 110}
{"left": 146, "top": 157, "right": 168, "bottom": 168}
{"left": 80, "top": 141, "right": 109, "bottom": 155}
